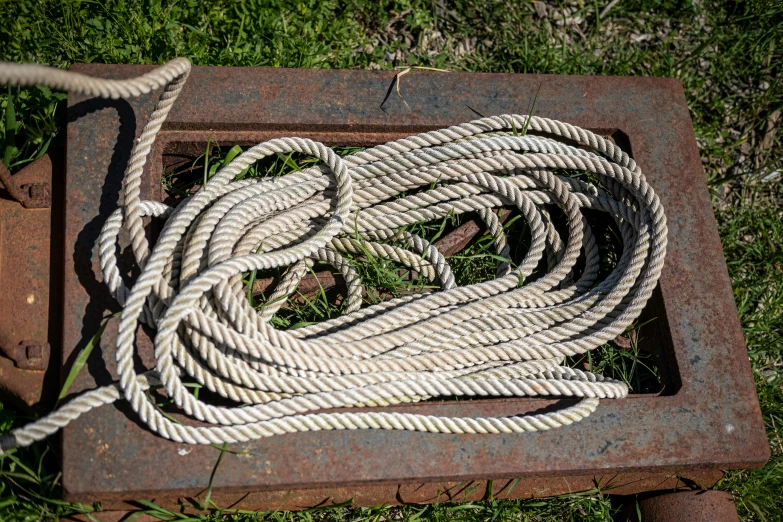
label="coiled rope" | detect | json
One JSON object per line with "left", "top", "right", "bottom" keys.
{"left": 0, "top": 58, "right": 666, "bottom": 453}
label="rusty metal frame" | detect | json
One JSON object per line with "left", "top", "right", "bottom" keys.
{"left": 55, "top": 65, "right": 768, "bottom": 511}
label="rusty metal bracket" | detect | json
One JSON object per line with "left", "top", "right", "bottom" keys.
{"left": 0, "top": 152, "right": 60, "bottom": 407}
{"left": 4, "top": 341, "right": 51, "bottom": 371}
{"left": 0, "top": 159, "right": 52, "bottom": 209}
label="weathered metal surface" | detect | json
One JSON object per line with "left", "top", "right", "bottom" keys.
{"left": 59, "top": 65, "right": 768, "bottom": 508}
{"left": 65, "top": 470, "right": 723, "bottom": 517}
{"left": 0, "top": 154, "right": 60, "bottom": 406}
{"left": 625, "top": 490, "right": 740, "bottom": 522}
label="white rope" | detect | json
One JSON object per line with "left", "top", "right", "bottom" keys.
{"left": 0, "top": 58, "right": 667, "bottom": 452}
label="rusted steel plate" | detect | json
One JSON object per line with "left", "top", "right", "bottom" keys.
{"left": 0, "top": 154, "right": 61, "bottom": 406}
{"left": 60, "top": 65, "right": 768, "bottom": 507}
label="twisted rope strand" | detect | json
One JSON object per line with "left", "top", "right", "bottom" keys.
{"left": 0, "top": 58, "right": 666, "bottom": 454}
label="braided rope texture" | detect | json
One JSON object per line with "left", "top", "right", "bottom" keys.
{"left": 0, "top": 58, "right": 667, "bottom": 453}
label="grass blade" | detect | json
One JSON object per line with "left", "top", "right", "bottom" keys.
{"left": 135, "top": 500, "right": 190, "bottom": 519}
{"left": 220, "top": 144, "right": 243, "bottom": 168}
{"left": 521, "top": 83, "right": 542, "bottom": 136}
{"left": 203, "top": 443, "right": 229, "bottom": 510}
{"left": 123, "top": 510, "right": 157, "bottom": 522}
{"left": 58, "top": 315, "right": 113, "bottom": 403}
{"left": 3, "top": 86, "right": 17, "bottom": 169}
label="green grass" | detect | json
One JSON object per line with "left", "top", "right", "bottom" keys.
{"left": 714, "top": 182, "right": 783, "bottom": 519}
{"left": 0, "top": 0, "right": 781, "bottom": 520}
